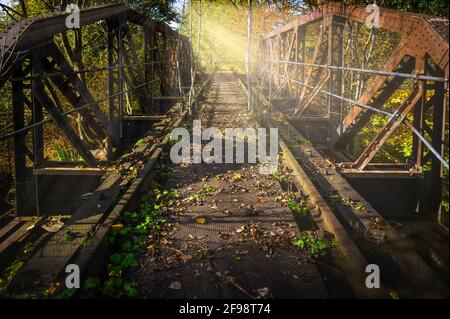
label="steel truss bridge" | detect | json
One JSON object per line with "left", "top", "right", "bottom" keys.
{"left": 0, "top": 3, "right": 448, "bottom": 298}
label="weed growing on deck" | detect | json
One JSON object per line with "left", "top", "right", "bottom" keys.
{"left": 287, "top": 199, "right": 309, "bottom": 215}
{"left": 200, "top": 184, "right": 217, "bottom": 196}
{"left": 292, "top": 231, "right": 336, "bottom": 256}
{"left": 0, "top": 242, "right": 33, "bottom": 295}
{"left": 78, "top": 187, "right": 180, "bottom": 298}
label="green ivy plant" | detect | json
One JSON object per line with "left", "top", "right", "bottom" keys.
{"left": 292, "top": 231, "right": 336, "bottom": 256}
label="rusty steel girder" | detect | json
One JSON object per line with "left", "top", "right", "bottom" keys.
{"left": 258, "top": 3, "right": 448, "bottom": 216}
{"left": 0, "top": 5, "right": 192, "bottom": 216}
{"left": 265, "top": 3, "right": 448, "bottom": 75}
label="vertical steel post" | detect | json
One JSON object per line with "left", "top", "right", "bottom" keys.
{"left": 246, "top": 0, "right": 253, "bottom": 112}
{"left": 31, "top": 55, "right": 44, "bottom": 167}
{"left": 118, "top": 21, "right": 125, "bottom": 138}
{"left": 196, "top": 0, "right": 202, "bottom": 72}
{"left": 327, "top": 17, "right": 345, "bottom": 138}
{"left": 144, "top": 28, "right": 153, "bottom": 110}
{"left": 107, "top": 20, "right": 117, "bottom": 146}
{"left": 31, "top": 54, "right": 43, "bottom": 216}
{"left": 176, "top": 0, "right": 187, "bottom": 114}
{"left": 188, "top": 0, "right": 194, "bottom": 114}
{"left": 429, "top": 68, "right": 446, "bottom": 219}
{"left": 294, "top": 23, "right": 299, "bottom": 97}
{"left": 12, "top": 63, "right": 36, "bottom": 216}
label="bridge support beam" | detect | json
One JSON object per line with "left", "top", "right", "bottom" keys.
{"left": 327, "top": 16, "right": 346, "bottom": 138}
{"left": 144, "top": 27, "right": 154, "bottom": 110}
{"left": 107, "top": 15, "right": 126, "bottom": 146}
{"left": 12, "top": 63, "right": 38, "bottom": 216}
{"left": 33, "top": 56, "right": 98, "bottom": 166}
{"left": 296, "top": 17, "right": 329, "bottom": 115}
{"left": 415, "top": 57, "right": 446, "bottom": 218}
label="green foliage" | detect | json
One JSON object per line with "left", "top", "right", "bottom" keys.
{"left": 271, "top": 169, "right": 292, "bottom": 183}
{"left": 292, "top": 231, "right": 336, "bottom": 256}
{"left": 100, "top": 187, "right": 178, "bottom": 297}
{"left": 184, "top": 184, "right": 217, "bottom": 204}
{"left": 155, "top": 188, "right": 180, "bottom": 201}
{"left": 102, "top": 278, "right": 137, "bottom": 298}
{"left": 122, "top": 281, "right": 138, "bottom": 297}
{"left": 271, "top": 169, "right": 283, "bottom": 181}
{"left": 297, "top": 136, "right": 311, "bottom": 146}
{"left": 0, "top": 241, "right": 33, "bottom": 295}
{"left": 56, "top": 288, "right": 77, "bottom": 299}
{"left": 0, "top": 260, "right": 24, "bottom": 294}
{"left": 55, "top": 145, "right": 81, "bottom": 162}
{"left": 156, "top": 171, "right": 171, "bottom": 184}
{"left": 63, "top": 232, "right": 75, "bottom": 242}
{"left": 7, "top": 0, "right": 179, "bottom": 22}
{"left": 288, "top": 199, "right": 309, "bottom": 215}
{"left": 186, "top": 194, "right": 202, "bottom": 203}
{"left": 389, "top": 290, "right": 400, "bottom": 299}
{"left": 181, "top": 0, "right": 293, "bottom": 72}
{"left": 83, "top": 277, "right": 101, "bottom": 290}
{"left": 102, "top": 277, "right": 124, "bottom": 298}
{"left": 303, "top": 0, "right": 448, "bottom": 18}
{"left": 200, "top": 184, "right": 217, "bottom": 195}
{"left": 376, "top": 0, "right": 448, "bottom": 18}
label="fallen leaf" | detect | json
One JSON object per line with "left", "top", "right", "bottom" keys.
{"left": 195, "top": 217, "right": 206, "bottom": 224}
{"left": 181, "top": 255, "right": 193, "bottom": 263}
{"left": 44, "top": 282, "right": 60, "bottom": 296}
{"left": 232, "top": 173, "right": 242, "bottom": 180}
{"left": 257, "top": 287, "right": 270, "bottom": 298}
{"left": 258, "top": 197, "right": 268, "bottom": 204}
{"left": 169, "top": 281, "right": 182, "bottom": 290}
{"left": 112, "top": 223, "right": 124, "bottom": 230}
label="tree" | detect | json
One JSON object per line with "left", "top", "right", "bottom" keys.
{"left": 7, "top": 0, "right": 179, "bottom": 23}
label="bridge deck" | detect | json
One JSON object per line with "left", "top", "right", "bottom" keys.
{"left": 129, "top": 73, "right": 328, "bottom": 298}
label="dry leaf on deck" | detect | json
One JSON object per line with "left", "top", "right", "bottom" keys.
{"left": 195, "top": 217, "right": 206, "bottom": 224}
{"left": 181, "top": 255, "right": 193, "bottom": 263}
{"left": 169, "top": 281, "right": 182, "bottom": 290}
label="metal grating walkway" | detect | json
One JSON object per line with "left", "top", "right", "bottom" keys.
{"left": 130, "top": 73, "right": 328, "bottom": 299}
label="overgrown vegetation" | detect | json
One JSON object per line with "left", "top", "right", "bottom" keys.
{"left": 99, "top": 188, "right": 178, "bottom": 298}
{"left": 0, "top": 242, "right": 33, "bottom": 295}
{"left": 292, "top": 231, "right": 336, "bottom": 256}
{"left": 54, "top": 187, "right": 179, "bottom": 298}
{"left": 55, "top": 145, "right": 81, "bottom": 162}
{"left": 288, "top": 199, "right": 309, "bottom": 215}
